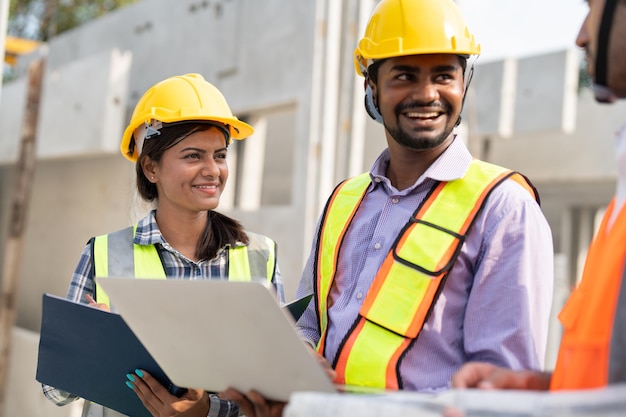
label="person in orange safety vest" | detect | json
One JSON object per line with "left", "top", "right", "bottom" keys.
{"left": 452, "top": 0, "right": 626, "bottom": 392}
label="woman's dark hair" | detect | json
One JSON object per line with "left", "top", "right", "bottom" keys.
{"left": 135, "top": 121, "right": 249, "bottom": 261}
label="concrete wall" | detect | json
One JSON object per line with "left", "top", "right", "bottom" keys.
{"left": 2, "top": 0, "right": 320, "bottom": 331}
{"left": 1, "top": 2, "right": 321, "bottom": 413}
{"left": 7, "top": 328, "right": 83, "bottom": 417}
{"left": 9, "top": 155, "right": 137, "bottom": 331}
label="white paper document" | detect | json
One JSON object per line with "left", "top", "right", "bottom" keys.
{"left": 285, "top": 383, "right": 626, "bottom": 417}
{"left": 96, "top": 278, "right": 336, "bottom": 402}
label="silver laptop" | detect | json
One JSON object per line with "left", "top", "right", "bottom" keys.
{"left": 96, "top": 278, "right": 336, "bottom": 402}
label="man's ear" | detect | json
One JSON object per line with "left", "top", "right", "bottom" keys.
{"left": 364, "top": 78, "right": 377, "bottom": 102}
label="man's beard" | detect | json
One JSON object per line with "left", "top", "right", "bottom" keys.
{"left": 384, "top": 101, "right": 456, "bottom": 150}
{"left": 384, "top": 122, "right": 453, "bottom": 151}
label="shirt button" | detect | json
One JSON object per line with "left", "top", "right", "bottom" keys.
{"left": 356, "top": 291, "right": 363, "bottom": 300}
{"left": 374, "top": 242, "right": 381, "bottom": 250}
{"left": 392, "top": 197, "right": 399, "bottom": 204}
{"left": 374, "top": 177, "right": 382, "bottom": 183}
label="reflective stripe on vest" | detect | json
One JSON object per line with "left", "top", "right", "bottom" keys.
{"left": 228, "top": 232, "right": 277, "bottom": 282}
{"left": 315, "top": 159, "right": 537, "bottom": 389}
{"left": 550, "top": 198, "right": 626, "bottom": 390}
{"left": 93, "top": 226, "right": 276, "bottom": 306}
{"left": 609, "top": 250, "right": 626, "bottom": 384}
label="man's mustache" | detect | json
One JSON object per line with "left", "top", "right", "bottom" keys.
{"left": 396, "top": 101, "right": 450, "bottom": 113}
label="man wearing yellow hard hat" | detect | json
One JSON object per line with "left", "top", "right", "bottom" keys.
{"left": 293, "top": 0, "right": 552, "bottom": 397}
{"left": 214, "top": 1, "right": 554, "bottom": 416}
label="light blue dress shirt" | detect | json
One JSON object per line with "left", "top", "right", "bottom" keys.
{"left": 296, "top": 137, "right": 554, "bottom": 392}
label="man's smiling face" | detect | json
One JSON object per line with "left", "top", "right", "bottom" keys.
{"left": 371, "top": 53, "right": 465, "bottom": 151}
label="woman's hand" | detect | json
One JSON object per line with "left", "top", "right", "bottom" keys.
{"left": 85, "top": 294, "right": 110, "bottom": 312}
{"left": 220, "top": 388, "right": 286, "bottom": 417}
{"left": 127, "top": 369, "right": 210, "bottom": 417}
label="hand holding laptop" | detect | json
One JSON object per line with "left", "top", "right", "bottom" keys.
{"left": 127, "top": 369, "right": 211, "bottom": 417}
{"left": 95, "top": 278, "right": 336, "bottom": 402}
{"left": 37, "top": 280, "right": 334, "bottom": 417}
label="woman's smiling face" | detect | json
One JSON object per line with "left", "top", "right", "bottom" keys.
{"left": 150, "top": 126, "right": 229, "bottom": 214}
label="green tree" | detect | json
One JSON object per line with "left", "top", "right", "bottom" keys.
{"left": 8, "top": 0, "right": 138, "bottom": 41}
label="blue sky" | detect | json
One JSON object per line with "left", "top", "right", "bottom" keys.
{"left": 457, "top": 0, "right": 589, "bottom": 62}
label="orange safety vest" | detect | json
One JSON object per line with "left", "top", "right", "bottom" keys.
{"left": 550, "top": 199, "right": 626, "bottom": 390}
{"left": 315, "top": 159, "right": 538, "bottom": 389}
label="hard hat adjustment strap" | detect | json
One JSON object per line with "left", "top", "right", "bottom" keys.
{"left": 133, "top": 120, "right": 163, "bottom": 157}
{"left": 458, "top": 55, "right": 477, "bottom": 127}
{"left": 364, "top": 84, "right": 383, "bottom": 124}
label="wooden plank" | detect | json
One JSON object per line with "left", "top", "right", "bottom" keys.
{"left": 0, "top": 57, "right": 45, "bottom": 417}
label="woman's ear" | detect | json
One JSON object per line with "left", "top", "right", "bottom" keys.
{"left": 140, "top": 157, "right": 158, "bottom": 183}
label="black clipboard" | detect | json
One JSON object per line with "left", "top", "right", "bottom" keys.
{"left": 36, "top": 293, "right": 182, "bottom": 417}
{"left": 36, "top": 290, "right": 319, "bottom": 415}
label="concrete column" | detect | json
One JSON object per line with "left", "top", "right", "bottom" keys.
{"left": 238, "top": 116, "right": 267, "bottom": 211}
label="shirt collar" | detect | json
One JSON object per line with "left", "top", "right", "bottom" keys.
{"left": 369, "top": 135, "right": 473, "bottom": 189}
{"left": 134, "top": 210, "right": 166, "bottom": 246}
{"left": 133, "top": 209, "right": 247, "bottom": 250}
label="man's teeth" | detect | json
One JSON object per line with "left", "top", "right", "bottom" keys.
{"left": 406, "top": 112, "right": 439, "bottom": 119}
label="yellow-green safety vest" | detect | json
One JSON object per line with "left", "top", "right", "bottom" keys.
{"left": 92, "top": 225, "right": 277, "bottom": 306}
{"left": 315, "top": 159, "right": 538, "bottom": 389}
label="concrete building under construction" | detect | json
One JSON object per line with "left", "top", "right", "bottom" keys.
{"left": 1, "top": 0, "right": 625, "bottom": 415}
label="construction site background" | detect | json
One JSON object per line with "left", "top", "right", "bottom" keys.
{"left": 1, "top": 0, "right": 626, "bottom": 416}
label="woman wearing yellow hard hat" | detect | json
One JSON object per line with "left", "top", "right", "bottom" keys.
{"left": 119, "top": 73, "right": 254, "bottom": 163}
{"left": 42, "top": 73, "right": 283, "bottom": 417}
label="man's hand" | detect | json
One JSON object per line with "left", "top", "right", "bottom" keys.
{"left": 305, "top": 344, "right": 336, "bottom": 381}
{"left": 128, "top": 369, "right": 210, "bottom": 417}
{"left": 220, "top": 388, "right": 286, "bottom": 417}
{"left": 451, "top": 362, "right": 551, "bottom": 391}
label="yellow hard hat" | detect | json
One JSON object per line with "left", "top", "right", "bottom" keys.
{"left": 120, "top": 73, "right": 254, "bottom": 162}
{"left": 354, "top": 0, "right": 481, "bottom": 76}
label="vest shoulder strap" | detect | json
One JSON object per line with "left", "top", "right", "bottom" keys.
{"left": 360, "top": 159, "right": 520, "bottom": 337}
{"left": 92, "top": 225, "right": 165, "bottom": 305}
{"left": 325, "top": 160, "right": 537, "bottom": 388}
{"left": 228, "top": 232, "right": 277, "bottom": 282}
{"left": 609, "top": 262, "right": 626, "bottom": 384}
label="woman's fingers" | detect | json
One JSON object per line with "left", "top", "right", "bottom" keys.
{"left": 85, "top": 294, "right": 111, "bottom": 311}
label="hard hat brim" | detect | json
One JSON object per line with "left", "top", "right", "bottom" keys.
{"left": 120, "top": 116, "right": 254, "bottom": 163}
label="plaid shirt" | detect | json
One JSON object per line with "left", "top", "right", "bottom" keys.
{"left": 43, "top": 210, "right": 284, "bottom": 417}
